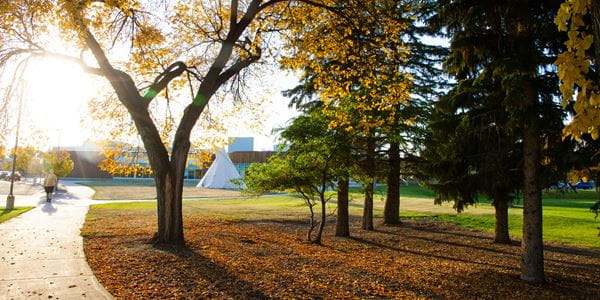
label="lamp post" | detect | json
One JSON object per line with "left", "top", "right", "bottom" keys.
{"left": 5, "top": 86, "right": 23, "bottom": 211}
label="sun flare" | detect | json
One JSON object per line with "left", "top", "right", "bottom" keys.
{"left": 20, "top": 57, "right": 102, "bottom": 149}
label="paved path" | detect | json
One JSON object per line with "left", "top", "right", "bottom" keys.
{"left": 0, "top": 184, "right": 113, "bottom": 299}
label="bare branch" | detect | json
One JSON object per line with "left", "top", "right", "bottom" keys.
{"left": 217, "top": 55, "right": 261, "bottom": 84}
{"left": 230, "top": 0, "right": 239, "bottom": 30}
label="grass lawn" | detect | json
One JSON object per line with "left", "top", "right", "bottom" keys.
{"left": 0, "top": 207, "right": 34, "bottom": 223}
{"left": 78, "top": 179, "right": 241, "bottom": 200}
{"left": 83, "top": 197, "right": 600, "bottom": 298}
{"left": 84, "top": 180, "right": 600, "bottom": 249}
{"left": 88, "top": 192, "right": 600, "bottom": 249}
{"left": 336, "top": 185, "right": 600, "bottom": 249}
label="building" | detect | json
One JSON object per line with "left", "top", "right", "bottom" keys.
{"left": 58, "top": 144, "right": 112, "bottom": 179}
{"left": 63, "top": 140, "right": 275, "bottom": 180}
{"left": 67, "top": 150, "right": 112, "bottom": 178}
{"left": 228, "top": 137, "right": 254, "bottom": 153}
{"left": 229, "top": 151, "right": 276, "bottom": 176}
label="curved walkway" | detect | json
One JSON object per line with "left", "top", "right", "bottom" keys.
{"left": 0, "top": 184, "right": 112, "bottom": 299}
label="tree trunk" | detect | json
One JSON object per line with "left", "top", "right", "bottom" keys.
{"left": 493, "top": 197, "right": 511, "bottom": 244}
{"left": 362, "top": 139, "right": 375, "bottom": 231}
{"left": 153, "top": 169, "right": 185, "bottom": 245}
{"left": 521, "top": 81, "right": 545, "bottom": 283}
{"left": 384, "top": 141, "right": 401, "bottom": 225}
{"left": 152, "top": 140, "right": 190, "bottom": 245}
{"left": 336, "top": 178, "right": 350, "bottom": 237}
{"left": 362, "top": 181, "right": 374, "bottom": 230}
{"left": 314, "top": 193, "right": 327, "bottom": 244}
{"left": 306, "top": 200, "right": 316, "bottom": 242}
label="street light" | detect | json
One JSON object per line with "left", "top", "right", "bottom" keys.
{"left": 5, "top": 83, "right": 24, "bottom": 211}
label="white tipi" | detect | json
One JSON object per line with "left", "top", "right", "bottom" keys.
{"left": 197, "top": 150, "right": 242, "bottom": 189}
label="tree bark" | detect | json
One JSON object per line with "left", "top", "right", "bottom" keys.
{"left": 307, "top": 203, "right": 315, "bottom": 242}
{"left": 362, "top": 181, "right": 374, "bottom": 230}
{"left": 384, "top": 141, "right": 401, "bottom": 225}
{"left": 493, "top": 197, "right": 511, "bottom": 244}
{"left": 362, "top": 139, "right": 375, "bottom": 231}
{"left": 314, "top": 193, "right": 327, "bottom": 244}
{"left": 521, "top": 81, "right": 545, "bottom": 283}
{"left": 336, "top": 178, "right": 350, "bottom": 237}
{"left": 153, "top": 169, "right": 185, "bottom": 245}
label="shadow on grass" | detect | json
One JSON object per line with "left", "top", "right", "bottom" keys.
{"left": 150, "top": 242, "right": 273, "bottom": 299}
{"left": 456, "top": 268, "right": 598, "bottom": 298}
{"left": 0, "top": 209, "right": 14, "bottom": 217}
{"left": 348, "top": 235, "right": 516, "bottom": 270}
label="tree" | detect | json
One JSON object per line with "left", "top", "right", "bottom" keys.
{"left": 555, "top": 0, "right": 600, "bottom": 140}
{"left": 245, "top": 110, "right": 348, "bottom": 244}
{"left": 566, "top": 134, "right": 600, "bottom": 218}
{"left": 0, "top": 0, "right": 347, "bottom": 244}
{"left": 335, "top": 175, "right": 350, "bottom": 237}
{"left": 44, "top": 150, "right": 74, "bottom": 178}
{"left": 420, "top": 75, "right": 523, "bottom": 244}
{"left": 9, "top": 146, "right": 37, "bottom": 176}
{"left": 431, "top": 0, "right": 566, "bottom": 283}
{"left": 26, "top": 152, "right": 45, "bottom": 180}
{"left": 281, "top": 0, "right": 417, "bottom": 230}
{"left": 382, "top": 0, "right": 447, "bottom": 226}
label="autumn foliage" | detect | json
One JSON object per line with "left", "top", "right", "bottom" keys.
{"left": 556, "top": 0, "right": 600, "bottom": 140}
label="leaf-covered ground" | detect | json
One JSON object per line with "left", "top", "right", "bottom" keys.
{"left": 83, "top": 210, "right": 600, "bottom": 299}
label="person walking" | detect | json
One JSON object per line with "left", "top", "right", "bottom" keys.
{"left": 43, "top": 170, "right": 58, "bottom": 203}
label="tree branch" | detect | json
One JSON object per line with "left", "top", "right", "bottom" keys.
{"left": 217, "top": 55, "right": 261, "bottom": 84}
{"left": 84, "top": 29, "right": 116, "bottom": 72}
{"left": 230, "top": 0, "right": 239, "bottom": 30}
{"left": 143, "top": 61, "right": 188, "bottom": 101}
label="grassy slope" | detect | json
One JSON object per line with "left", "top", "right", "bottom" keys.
{"left": 0, "top": 207, "right": 34, "bottom": 223}
{"left": 89, "top": 186, "right": 600, "bottom": 249}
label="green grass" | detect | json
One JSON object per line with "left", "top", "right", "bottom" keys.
{"left": 88, "top": 185, "right": 600, "bottom": 250}
{"left": 78, "top": 179, "right": 199, "bottom": 187}
{"left": 0, "top": 207, "right": 34, "bottom": 223}
{"left": 326, "top": 184, "right": 436, "bottom": 200}
{"left": 77, "top": 179, "right": 240, "bottom": 200}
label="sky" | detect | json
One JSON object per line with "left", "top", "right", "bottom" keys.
{"left": 11, "top": 57, "right": 300, "bottom": 152}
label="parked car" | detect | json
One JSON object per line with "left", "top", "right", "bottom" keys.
{"left": 9, "top": 172, "right": 21, "bottom": 181}
{"left": 575, "top": 181, "right": 595, "bottom": 190}
{"left": 549, "top": 182, "right": 566, "bottom": 189}
{"left": 0, "top": 171, "right": 20, "bottom": 181}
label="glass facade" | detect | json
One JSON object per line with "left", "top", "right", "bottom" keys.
{"left": 234, "top": 163, "right": 252, "bottom": 177}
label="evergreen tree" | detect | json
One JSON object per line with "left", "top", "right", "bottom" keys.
{"left": 421, "top": 73, "right": 522, "bottom": 244}
{"left": 383, "top": 0, "right": 448, "bottom": 225}
{"left": 429, "top": 0, "right": 566, "bottom": 283}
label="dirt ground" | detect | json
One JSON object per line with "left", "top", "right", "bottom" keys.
{"left": 83, "top": 212, "right": 600, "bottom": 299}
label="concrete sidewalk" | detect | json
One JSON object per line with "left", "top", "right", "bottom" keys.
{"left": 0, "top": 184, "right": 112, "bottom": 299}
